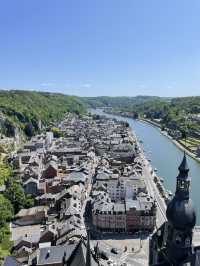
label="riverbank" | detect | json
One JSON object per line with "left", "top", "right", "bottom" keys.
{"left": 140, "top": 118, "right": 200, "bottom": 164}
{"left": 104, "top": 110, "right": 200, "bottom": 163}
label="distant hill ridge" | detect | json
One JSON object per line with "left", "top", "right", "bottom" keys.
{"left": 81, "top": 95, "right": 171, "bottom": 108}
{"left": 1, "top": 90, "right": 199, "bottom": 139}
{"left": 82, "top": 95, "right": 200, "bottom": 138}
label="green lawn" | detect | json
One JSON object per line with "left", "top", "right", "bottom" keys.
{"left": 179, "top": 139, "right": 193, "bottom": 147}
{"left": 179, "top": 137, "right": 200, "bottom": 153}
{"left": 188, "top": 137, "right": 200, "bottom": 145}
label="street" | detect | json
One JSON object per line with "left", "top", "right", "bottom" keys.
{"left": 140, "top": 153, "right": 167, "bottom": 228}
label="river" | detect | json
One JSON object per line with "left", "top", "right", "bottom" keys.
{"left": 90, "top": 109, "right": 200, "bottom": 224}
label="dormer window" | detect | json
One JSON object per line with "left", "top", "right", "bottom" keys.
{"left": 185, "top": 237, "right": 191, "bottom": 247}
{"left": 175, "top": 234, "right": 182, "bottom": 245}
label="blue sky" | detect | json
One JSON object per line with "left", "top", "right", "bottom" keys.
{"left": 0, "top": 0, "right": 200, "bottom": 97}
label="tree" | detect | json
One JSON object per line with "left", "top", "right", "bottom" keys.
{"left": 0, "top": 195, "right": 13, "bottom": 226}
{"left": 4, "top": 180, "right": 26, "bottom": 214}
{"left": 24, "top": 194, "right": 35, "bottom": 209}
{"left": 4, "top": 179, "right": 35, "bottom": 213}
{"left": 161, "top": 125, "right": 165, "bottom": 131}
{"left": 24, "top": 123, "right": 34, "bottom": 137}
{"left": 133, "top": 112, "right": 139, "bottom": 119}
{"left": 180, "top": 129, "right": 187, "bottom": 140}
{"left": 0, "top": 163, "right": 12, "bottom": 186}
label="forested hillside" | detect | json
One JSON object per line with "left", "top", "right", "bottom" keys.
{"left": 0, "top": 90, "right": 86, "bottom": 137}
{"left": 125, "top": 97, "right": 200, "bottom": 132}
{"left": 83, "top": 95, "right": 200, "bottom": 138}
{"left": 81, "top": 95, "right": 164, "bottom": 109}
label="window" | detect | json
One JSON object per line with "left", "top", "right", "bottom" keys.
{"left": 185, "top": 237, "right": 191, "bottom": 247}
{"left": 175, "top": 234, "right": 182, "bottom": 245}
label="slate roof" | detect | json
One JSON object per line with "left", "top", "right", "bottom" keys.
{"left": 14, "top": 232, "right": 40, "bottom": 248}
{"left": 3, "top": 256, "right": 21, "bottom": 266}
{"left": 125, "top": 199, "right": 140, "bottom": 211}
{"left": 46, "top": 160, "right": 58, "bottom": 170}
{"left": 64, "top": 171, "right": 87, "bottom": 183}
{"left": 37, "top": 245, "right": 76, "bottom": 265}
{"left": 69, "top": 240, "right": 98, "bottom": 266}
{"left": 15, "top": 206, "right": 48, "bottom": 217}
{"left": 24, "top": 177, "right": 39, "bottom": 185}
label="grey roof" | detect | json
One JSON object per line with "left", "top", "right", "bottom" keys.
{"left": 15, "top": 206, "right": 48, "bottom": 218}
{"left": 46, "top": 160, "right": 58, "bottom": 170}
{"left": 64, "top": 171, "right": 87, "bottom": 183}
{"left": 96, "top": 172, "right": 109, "bottom": 180}
{"left": 40, "top": 227, "right": 57, "bottom": 239}
{"left": 37, "top": 245, "right": 76, "bottom": 265}
{"left": 37, "top": 193, "right": 57, "bottom": 200}
{"left": 3, "top": 256, "right": 21, "bottom": 266}
{"left": 58, "top": 221, "right": 77, "bottom": 237}
{"left": 14, "top": 232, "right": 40, "bottom": 247}
{"left": 57, "top": 228, "right": 86, "bottom": 245}
{"left": 24, "top": 177, "right": 38, "bottom": 185}
{"left": 69, "top": 240, "right": 98, "bottom": 266}
{"left": 113, "top": 203, "right": 125, "bottom": 213}
{"left": 125, "top": 199, "right": 140, "bottom": 211}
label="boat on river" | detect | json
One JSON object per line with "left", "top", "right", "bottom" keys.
{"left": 160, "top": 177, "right": 164, "bottom": 183}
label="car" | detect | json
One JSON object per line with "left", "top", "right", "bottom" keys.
{"left": 111, "top": 248, "right": 118, "bottom": 254}
{"left": 100, "top": 250, "right": 109, "bottom": 260}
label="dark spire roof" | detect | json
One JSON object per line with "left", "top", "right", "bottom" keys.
{"left": 178, "top": 152, "right": 189, "bottom": 178}
{"left": 94, "top": 242, "right": 99, "bottom": 261}
{"left": 86, "top": 230, "right": 91, "bottom": 266}
{"left": 166, "top": 151, "right": 196, "bottom": 229}
{"left": 166, "top": 197, "right": 196, "bottom": 230}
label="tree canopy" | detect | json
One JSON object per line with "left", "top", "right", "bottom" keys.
{"left": 0, "top": 90, "right": 86, "bottom": 137}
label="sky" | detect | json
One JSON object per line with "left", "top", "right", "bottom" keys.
{"left": 0, "top": 0, "right": 200, "bottom": 97}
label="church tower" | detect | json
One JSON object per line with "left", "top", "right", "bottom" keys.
{"left": 166, "top": 152, "right": 196, "bottom": 263}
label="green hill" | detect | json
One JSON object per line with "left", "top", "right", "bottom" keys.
{"left": 81, "top": 95, "right": 166, "bottom": 109}
{"left": 0, "top": 90, "right": 86, "bottom": 137}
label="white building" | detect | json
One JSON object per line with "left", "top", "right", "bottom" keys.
{"left": 46, "top": 132, "right": 54, "bottom": 146}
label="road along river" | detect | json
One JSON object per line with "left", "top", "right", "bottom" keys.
{"left": 90, "top": 109, "right": 200, "bottom": 224}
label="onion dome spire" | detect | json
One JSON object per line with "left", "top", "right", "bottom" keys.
{"left": 166, "top": 152, "right": 196, "bottom": 230}
{"left": 178, "top": 151, "right": 189, "bottom": 178}
{"left": 175, "top": 152, "right": 190, "bottom": 200}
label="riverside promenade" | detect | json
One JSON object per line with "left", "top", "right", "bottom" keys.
{"left": 142, "top": 158, "right": 167, "bottom": 228}
{"left": 141, "top": 118, "right": 200, "bottom": 164}
{"left": 132, "top": 130, "right": 167, "bottom": 228}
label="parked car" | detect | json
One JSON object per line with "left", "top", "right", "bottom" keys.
{"left": 111, "top": 248, "right": 118, "bottom": 254}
